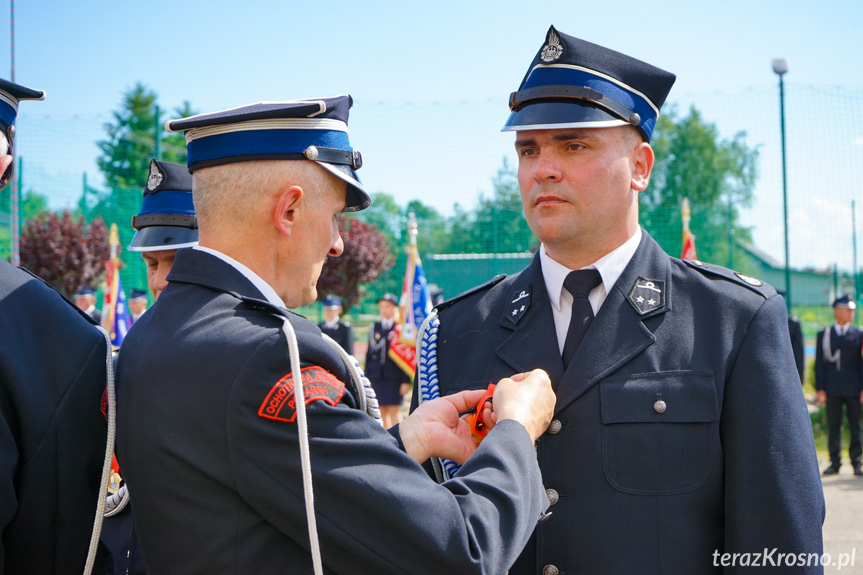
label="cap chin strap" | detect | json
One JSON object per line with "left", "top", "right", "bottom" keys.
{"left": 509, "top": 84, "right": 642, "bottom": 127}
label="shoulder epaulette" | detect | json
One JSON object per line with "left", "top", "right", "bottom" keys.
{"left": 435, "top": 273, "right": 507, "bottom": 314}
{"left": 682, "top": 259, "right": 776, "bottom": 298}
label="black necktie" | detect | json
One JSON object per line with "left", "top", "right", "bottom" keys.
{"left": 562, "top": 269, "right": 602, "bottom": 366}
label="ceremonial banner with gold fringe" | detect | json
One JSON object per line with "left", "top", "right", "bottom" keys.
{"left": 389, "top": 213, "right": 432, "bottom": 378}
{"left": 102, "top": 223, "right": 133, "bottom": 347}
{"left": 681, "top": 197, "right": 698, "bottom": 260}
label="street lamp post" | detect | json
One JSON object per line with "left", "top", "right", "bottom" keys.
{"left": 773, "top": 58, "right": 791, "bottom": 313}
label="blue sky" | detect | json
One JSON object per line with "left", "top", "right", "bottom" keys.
{"left": 2, "top": 0, "right": 862, "bottom": 269}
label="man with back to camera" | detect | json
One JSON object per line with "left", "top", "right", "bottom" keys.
{"left": 0, "top": 78, "right": 109, "bottom": 574}
{"left": 412, "top": 26, "right": 824, "bottom": 574}
{"left": 116, "top": 95, "right": 556, "bottom": 574}
{"left": 815, "top": 295, "right": 863, "bottom": 476}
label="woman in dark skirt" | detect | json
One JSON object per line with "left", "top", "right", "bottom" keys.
{"left": 364, "top": 293, "right": 411, "bottom": 428}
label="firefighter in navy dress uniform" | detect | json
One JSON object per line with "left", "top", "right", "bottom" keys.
{"left": 365, "top": 292, "right": 411, "bottom": 428}
{"left": 412, "top": 27, "right": 824, "bottom": 574}
{"left": 815, "top": 295, "right": 863, "bottom": 476}
{"left": 115, "top": 96, "right": 556, "bottom": 574}
{"left": 98, "top": 159, "right": 197, "bottom": 575}
{"left": 318, "top": 294, "right": 354, "bottom": 354}
{"left": 0, "top": 79, "right": 109, "bottom": 574}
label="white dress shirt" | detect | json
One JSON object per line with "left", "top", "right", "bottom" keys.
{"left": 541, "top": 228, "right": 642, "bottom": 355}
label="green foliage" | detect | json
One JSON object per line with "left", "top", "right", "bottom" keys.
{"left": 642, "top": 105, "right": 759, "bottom": 267}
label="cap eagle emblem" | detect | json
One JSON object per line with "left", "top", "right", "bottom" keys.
{"left": 540, "top": 29, "right": 564, "bottom": 63}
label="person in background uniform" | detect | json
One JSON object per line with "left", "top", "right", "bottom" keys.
{"left": 413, "top": 27, "right": 824, "bottom": 574}
{"left": 127, "top": 289, "right": 149, "bottom": 323}
{"left": 318, "top": 294, "right": 354, "bottom": 354}
{"left": 127, "top": 159, "right": 200, "bottom": 300}
{"left": 815, "top": 295, "right": 863, "bottom": 476}
{"left": 779, "top": 289, "right": 805, "bottom": 383}
{"left": 116, "top": 96, "right": 556, "bottom": 574}
{"left": 0, "top": 78, "right": 109, "bottom": 574}
{"left": 75, "top": 286, "right": 103, "bottom": 325}
{"left": 98, "top": 159, "right": 198, "bottom": 575}
{"left": 365, "top": 292, "right": 411, "bottom": 428}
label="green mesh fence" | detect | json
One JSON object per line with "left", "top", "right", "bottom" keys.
{"left": 4, "top": 85, "right": 863, "bottom": 340}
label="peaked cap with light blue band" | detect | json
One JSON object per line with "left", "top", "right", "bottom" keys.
{"left": 503, "top": 26, "right": 676, "bottom": 142}
{"left": 128, "top": 159, "right": 198, "bottom": 252}
{"left": 165, "top": 95, "right": 370, "bottom": 212}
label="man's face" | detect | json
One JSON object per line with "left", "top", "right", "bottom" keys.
{"left": 323, "top": 307, "right": 341, "bottom": 322}
{"left": 378, "top": 300, "right": 397, "bottom": 320}
{"left": 834, "top": 306, "right": 855, "bottom": 326}
{"left": 74, "top": 294, "right": 94, "bottom": 310}
{"left": 128, "top": 298, "right": 148, "bottom": 316}
{"left": 285, "top": 180, "right": 346, "bottom": 308}
{"left": 141, "top": 249, "right": 177, "bottom": 301}
{"left": 515, "top": 126, "right": 644, "bottom": 262}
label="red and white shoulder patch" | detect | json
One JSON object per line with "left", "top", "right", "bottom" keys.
{"left": 258, "top": 366, "right": 346, "bottom": 423}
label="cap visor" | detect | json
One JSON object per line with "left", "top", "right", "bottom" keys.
{"left": 502, "top": 101, "right": 628, "bottom": 132}
{"left": 316, "top": 161, "right": 370, "bottom": 212}
{"left": 128, "top": 226, "right": 199, "bottom": 252}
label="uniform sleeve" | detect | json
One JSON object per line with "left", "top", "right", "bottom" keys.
{"left": 345, "top": 324, "right": 354, "bottom": 357}
{"left": 721, "top": 294, "right": 824, "bottom": 569}
{"left": 225, "top": 334, "right": 548, "bottom": 575}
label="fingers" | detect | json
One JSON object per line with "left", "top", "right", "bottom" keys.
{"left": 445, "top": 388, "right": 488, "bottom": 412}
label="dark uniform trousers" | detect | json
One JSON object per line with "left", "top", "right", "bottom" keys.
{"left": 815, "top": 325, "right": 863, "bottom": 468}
{"left": 414, "top": 232, "right": 824, "bottom": 574}
{"left": 318, "top": 319, "right": 353, "bottom": 356}
{"left": 0, "top": 259, "right": 108, "bottom": 574}
{"left": 116, "top": 249, "right": 548, "bottom": 575}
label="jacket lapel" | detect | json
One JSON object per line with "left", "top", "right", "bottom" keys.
{"left": 554, "top": 232, "right": 671, "bottom": 413}
{"left": 495, "top": 254, "right": 567, "bottom": 386}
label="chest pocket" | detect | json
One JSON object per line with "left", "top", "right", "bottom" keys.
{"left": 600, "top": 371, "right": 718, "bottom": 496}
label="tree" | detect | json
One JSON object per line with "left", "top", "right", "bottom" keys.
{"left": 317, "top": 215, "right": 394, "bottom": 311}
{"left": 19, "top": 211, "right": 109, "bottom": 297}
{"left": 96, "top": 83, "right": 192, "bottom": 190}
{"left": 641, "top": 105, "right": 758, "bottom": 267}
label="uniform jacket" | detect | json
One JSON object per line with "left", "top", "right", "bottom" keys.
{"left": 0, "top": 259, "right": 108, "bottom": 574}
{"left": 318, "top": 319, "right": 354, "bottom": 356}
{"left": 414, "top": 232, "right": 824, "bottom": 575}
{"left": 364, "top": 320, "right": 408, "bottom": 386}
{"left": 116, "top": 248, "right": 548, "bottom": 575}
{"left": 814, "top": 325, "right": 863, "bottom": 397}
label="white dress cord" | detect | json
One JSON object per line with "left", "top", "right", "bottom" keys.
{"left": 279, "top": 318, "right": 324, "bottom": 575}
{"left": 83, "top": 327, "right": 116, "bottom": 575}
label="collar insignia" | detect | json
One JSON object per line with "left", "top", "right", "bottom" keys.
{"left": 540, "top": 29, "right": 565, "bottom": 63}
{"left": 507, "top": 287, "right": 531, "bottom": 325}
{"left": 147, "top": 162, "right": 164, "bottom": 192}
{"left": 628, "top": 277, "right": 665, "bottom": 315}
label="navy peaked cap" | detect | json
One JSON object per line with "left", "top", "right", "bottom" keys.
{"left": 378, "top": 293, "right": 398, "bottom": 306}
{"left": 833, "top": 295, "right": 856, "bottom": 309}
{"left": 128, "top": 159, "right": 198, "bottom": 252}
{"left": 165, "top": 95, "right": 370, "bottom": 212}
{"left": 129, "top": 289, "right": 148, "bottom": 301}
{"left": 503, "top": 26, "right": 676, "bottom": 142}
{"left": 75, "top": 286, "right": 96, "bottom": 297}
{"left": 322, "top": 295, "right": 343, "bottom": 308}
{"left": 0, "top": 78, "right": 44, "bottom": 137}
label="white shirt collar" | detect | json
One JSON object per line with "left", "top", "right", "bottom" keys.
{"left": 835, "top": 322, "right": 850, "bottom": 336}
{"left": 194, "top": 246, "right": 287, "bottom": 309}
{"left": 542, "top": 227, "right": 642, "bottom": 313}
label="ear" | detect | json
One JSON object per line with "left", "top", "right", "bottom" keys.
{"left": 273, "top": 185, "right": 304, "bottom": 237}
{"left": 630, "top": 142, "right": 654, "bottom": 192}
